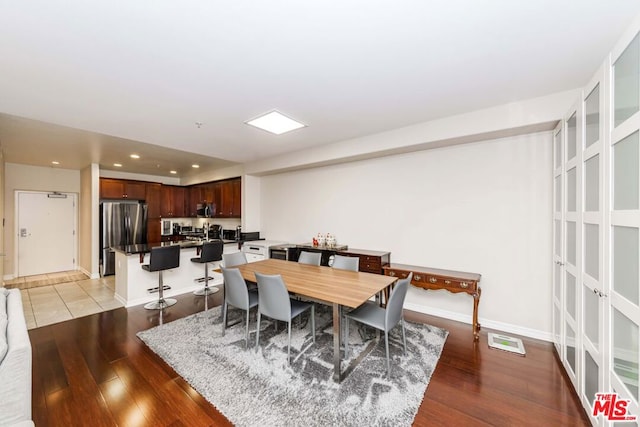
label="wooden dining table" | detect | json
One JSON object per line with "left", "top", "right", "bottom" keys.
{"left": 235, "top": 258, "right": 398, "bottom": 382}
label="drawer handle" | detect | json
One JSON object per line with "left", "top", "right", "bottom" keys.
{"left": 414, "top": 275, "right": 422, "bottom": 281}
{"left": 429, "top": 277, "right": 437, "bottom": 283}
{"left": 444, "top": 280, "right": 451, "bottom": 284}
{"left": 460, "top": 282, "right": 469, "bottom": 288}
{"left": 389, "top": 271, "right": 396, "bottom": 277}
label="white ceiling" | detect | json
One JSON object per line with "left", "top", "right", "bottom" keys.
{"left": 0, "top": 1, "right": 639, "bottom": 177}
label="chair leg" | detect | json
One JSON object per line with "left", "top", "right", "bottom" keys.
{"left": 401, "top": 318, "right": 407, "bottom": 356}
{"left": 287, "top": 321, "right": 292, "bottom": 364}
{"left": 385, "top": 330, "right": 390, "bottom": 376}
{"left": 255, "top": 311, "right": 261, "bottom": 351}
{"left": 245, "top": 309, "right": 250, "bottom": 349}
{"left": 222, "top": 301, "right": 228, "bottom": 336}
{"left": 345, "top": 317, "right": 349, "bottom": 356}
{"left": 311, "top": 305, "right": 316, "bottom": 343}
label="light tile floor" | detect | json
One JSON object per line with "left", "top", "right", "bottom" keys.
{"left": 19, "top": 276, "right": 122, "bottom": 329}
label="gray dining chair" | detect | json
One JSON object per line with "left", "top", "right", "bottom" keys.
{"left": 331, "top": 254, "right": 359, "bottom": 271}
{"left": 221, "top": 267, "right": 259, "bottom": 348}
{"left": 255, "top": 272, "right": 316, "bottom": 364}
{"left": 298, "top": 251, "right": 321, "bottom": 266}
{"left": 331, "top": 254, "right": 360, "bottom": 339}
{"left": 222, "top": 251, "right": 248, "bottom": 267}
{"left": 345, "top": 272, "right": 412, "bottom": 376}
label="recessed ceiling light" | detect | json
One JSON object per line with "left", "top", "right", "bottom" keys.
{"left": 114, "top": 163, "right": 122, "bottom": 167}
{"left": 130, "top": 154, "right": 140, "bottom": 159}
{"left": 51, "top": 161, "right": 60, "bottom": 165}
{"left": 245, "top": 110, "right": 306, "bottom": 135}
{"left": 170, "top": 170, "right": 177, "bottom": 174}
{"left": 192, "top": 164, "right": 200, "bottom": 168}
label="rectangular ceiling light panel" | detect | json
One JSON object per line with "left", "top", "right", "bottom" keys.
{"left": 245, "top": 111, "right": 306, "bottom": 135}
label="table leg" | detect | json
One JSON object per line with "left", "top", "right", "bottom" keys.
{"left": 332, "top": 303, "right": 342, "bottom": 382}
{"left": 473, "top": 287, "right": 481, "bottom": 341}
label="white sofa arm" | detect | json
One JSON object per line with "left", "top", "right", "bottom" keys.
{"left": 0, "top": 290, "right": 32, "bottom": 427}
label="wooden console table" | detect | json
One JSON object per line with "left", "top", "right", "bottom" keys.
{"left": 383, "top": 263, "right": 482, "bottom": 340}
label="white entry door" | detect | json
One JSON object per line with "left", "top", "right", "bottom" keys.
{"left": 17, "top": 191, "right": 77, "bottom": 277}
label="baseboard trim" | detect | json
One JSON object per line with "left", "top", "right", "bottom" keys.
{"left": 404, "top": 302, "right": 553, "bottom": 342}
{"left": 78, "top": 266, "right": 100, "bottom": 280}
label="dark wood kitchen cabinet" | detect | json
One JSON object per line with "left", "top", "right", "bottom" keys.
{"left": 336, "top": 249, "right": 390, "bottom": 274}
{"left": 146, "top": 218, "right": 161, "bottom": 244}
{"left": 160, "top": 185, "right": 186, "bottom": 217}
{"left": 213, "top": 178, "right": 241, "bottom": 218}
{"left": 145, "top": 183, "right": 161, "bottom": 219}
{"left": 187, "top": 186, "right": 203, "bottom": 217}
{"left": 100, "top": 178, "right": 147, "bottom": 200}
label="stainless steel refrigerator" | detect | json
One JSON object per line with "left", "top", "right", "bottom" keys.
{"left": 100, "top": 201, "right": 148, "bottom": 276}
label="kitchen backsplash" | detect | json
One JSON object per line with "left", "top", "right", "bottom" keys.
{"left": 172, "top": 217, "right": 241, "bottom": 230}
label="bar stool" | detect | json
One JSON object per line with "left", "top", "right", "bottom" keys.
{"left": 192, "top": 240, "right": 223, "bottom": 296}
{"left": 142, "top": 244, "right": 181, "bottom": 310}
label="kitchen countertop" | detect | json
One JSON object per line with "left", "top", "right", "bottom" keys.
{"left": 113, "top": 239, "right": 218, "bottom": 255}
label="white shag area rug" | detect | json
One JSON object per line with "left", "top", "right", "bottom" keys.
{"left": 137, "top": 304, "right": 448, "bottom": 426}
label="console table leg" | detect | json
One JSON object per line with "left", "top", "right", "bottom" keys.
{"left": 473, "top": 288, "right": 481, "bottom": 340}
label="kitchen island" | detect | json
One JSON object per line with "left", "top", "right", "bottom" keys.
{"left": 112, "top": 240, "right": 229, "bottom": 307}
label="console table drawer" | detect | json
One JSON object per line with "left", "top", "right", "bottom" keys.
{"left": 417, "top": 274, "right": 478, "bottom": 292}
{"left": 386, "top": 268, "right": 412, "bottom": 279}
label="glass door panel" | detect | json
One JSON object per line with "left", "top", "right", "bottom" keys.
{"left": 567, "top": 113, "right": 577, "bottom": 160}
{"left": 613, "top": 308, "right": 639, "bottom": 401}
{"left": 613, "top": 131, "right": 639, "bottom": 210}
{"left": 585, "top": 84, "right": 600, "bottom": 148}
{"left": 567, "top": 221, "right": 577, "bottom": 266}
{"left": 555, "top": 130, "right": 563, "bottom": 170}
{"left": 584, "top": 286, "right": 599, "bottom": 346}
{"left": 584, "top": 224, "right": 599, "bottom": 280}
{"left": 585, "top": 155, "right": 600, "bottom": 212}
{"left": 585, "top": 350, "right": 599, "bottom": 407}
{"left": 555, "top": 176, "right": 562, "bottom": 212}
{"left": 567, "top": 167, "right": 577, "bottom": 212}
{"left": 566, "top": 272, "right": 577, "bottom": 320}
{"left": 555, "top": 263, "right": 562, "bottom": 301}
{"left": 614, "top": 33, "right": 639, "bottom": 127}
{"left": 567, "top": 323, "right": 577, "bottom": 374}
{"left": 613, "top": 226, "right": 639, "bottom": 305}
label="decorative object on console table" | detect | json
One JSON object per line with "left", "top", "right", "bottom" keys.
{"left": 383, "top": 263, "right": 482, "bottom": 340}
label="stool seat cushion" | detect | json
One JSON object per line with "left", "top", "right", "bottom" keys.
{"left": 190, "top": 257, "right": 205, "bottom": 263}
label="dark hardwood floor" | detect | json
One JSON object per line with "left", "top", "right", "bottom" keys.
{"left": 29, "top": 292, "right": 590, "bottom": 426}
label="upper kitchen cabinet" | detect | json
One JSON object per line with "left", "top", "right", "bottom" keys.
{"left": 214, "top": 178, "right": 241, "bottom": 218}
{"left": 231, "top": 178, "right": 241, "bottom": 217}
{"left": 160, "top": 185, "right": 186, "bottom": 218}
{"left": 187, "top": 186, "right": 203, "bottom": 217}
{"left": 145, "top": 183, "right": 161, "bottom": 219}
{"left": 100, "top": 178, "right": 147, "bottom": 200}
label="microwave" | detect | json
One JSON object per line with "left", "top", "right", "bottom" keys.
{"left": 196, "top": 203, "right": 214, "bottom": 218}
{"left": 161, "top": 219, "right": 173, "bottom": 236}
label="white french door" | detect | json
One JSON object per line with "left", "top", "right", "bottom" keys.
{"left": 563, "top": 101, "right": 582, "bottom": 390}
{"left": 553, "top": 122, "right": 564, "bottom": 358}
{"left": 580, "top": 68, "right": 607, "bottom": 425}
{"left": 607, "top": 29, "right": 640, "bottom": 424}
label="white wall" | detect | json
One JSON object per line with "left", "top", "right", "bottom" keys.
{"left": 260, "top": 132, "right": 553, "bottom": 340}
{"left": 4, "top": 163, "right": 80, "bottom": 278}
